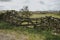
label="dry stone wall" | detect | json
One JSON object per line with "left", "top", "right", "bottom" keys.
{"left": 0, "top": 11, "right": 60, "bottom": 33}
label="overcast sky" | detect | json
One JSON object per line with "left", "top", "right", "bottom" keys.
{"left": 0, "top": 0, "right": 60, "bottom": 11}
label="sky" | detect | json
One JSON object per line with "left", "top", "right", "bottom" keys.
{"left": 0, "top": 0, "right": 60, "bottom": 11}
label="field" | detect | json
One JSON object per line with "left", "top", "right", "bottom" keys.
{"left": 0, "top": 13, "right": 60, "bottom": 40}
{"left": 30, "top": 13, "right": 60, "bottom": 18}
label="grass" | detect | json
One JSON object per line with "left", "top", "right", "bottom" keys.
{"left": 30, "top": 13, "right": 60, "bottom": 18}
{"left": 0, "top": 21, "right": 60, "bottom": 40}
{"left": 0, "top": 21, "right": 46, "bottom": 40}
